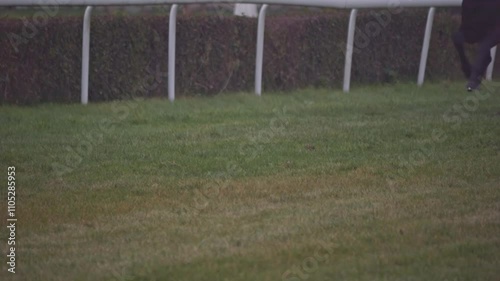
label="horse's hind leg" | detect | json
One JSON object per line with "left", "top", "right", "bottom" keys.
{"left": 468, "top": 26, "right": 500, "bottom": 90}
{"left": 453, "top": 30, "right": 472, "bottom": 78}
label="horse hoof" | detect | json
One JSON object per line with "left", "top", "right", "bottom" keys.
{"left": 466, "top": 76, "right": 481, "bottom": 92}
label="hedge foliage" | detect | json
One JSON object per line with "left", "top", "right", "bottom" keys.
{"left": 0, "top": 9, "right": 486, "bottom": 104}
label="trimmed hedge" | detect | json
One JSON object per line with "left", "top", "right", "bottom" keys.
{"left": 0, "top": 10, "right": 487, "bottom": 104}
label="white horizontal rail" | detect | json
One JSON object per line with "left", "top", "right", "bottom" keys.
{"left": 1, "top": 0, "right": 462, "bottom": 8}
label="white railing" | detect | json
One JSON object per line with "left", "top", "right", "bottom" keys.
{"left": 2, "top": 0, "right": 497, "bottom": 104}
{"left": 1, "top": 0, "right": 462, "bottom": 8}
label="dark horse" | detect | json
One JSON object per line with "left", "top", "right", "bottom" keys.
{"left": 452, "top": 0, "right": 500, "bottom": 91}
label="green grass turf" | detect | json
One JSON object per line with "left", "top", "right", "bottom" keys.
{"left": 1, "top": 82, "right": 500, "bottom": 281}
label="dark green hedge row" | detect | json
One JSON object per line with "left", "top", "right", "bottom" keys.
{"left": 0, "top": 10, "right": 480, "bottom": 104}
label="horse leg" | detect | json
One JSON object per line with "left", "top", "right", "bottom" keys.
{"left": 468, "top": 26, "right": 500, "bottom": 91}
{"left": 452, "top": 30, "right": 472, "bottom": 78}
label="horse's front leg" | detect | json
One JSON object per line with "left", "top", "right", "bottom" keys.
{"left": 452, "top": 30, "right": 472, "bottom": 78}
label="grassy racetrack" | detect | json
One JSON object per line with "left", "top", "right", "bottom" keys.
{"left": 1, "top": 82, "right": 500, "bottom": 281}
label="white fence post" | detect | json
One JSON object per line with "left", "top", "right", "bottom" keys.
{"left": 168, "top": 4, "right": 178, "bottom": 102}
{"left": 343, "top": 9, "right": 358, "bottom": 93}
{"left": 417, "top": 7, "right": 436, "bottom": 86}
{"left": 81, "top": 6, "right": 93, "bottom": 105}
{"left": 255, "top": 4, "right": 268, "bottom": 96}
{"left": 486, "top": 46, "right": 497, "bottom": 81}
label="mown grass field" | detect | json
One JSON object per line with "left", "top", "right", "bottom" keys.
{"left": 1, "top": 82, "right": 500, "bottom": 281}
